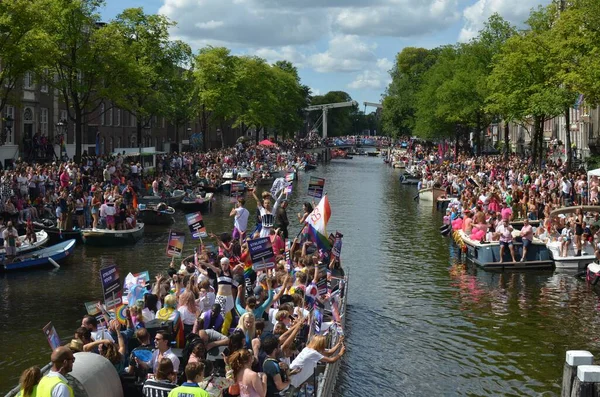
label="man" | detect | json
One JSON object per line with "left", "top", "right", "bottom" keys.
{"left": 275, "top": 199, "right": 290, "bottom": 239}
{"left": 230, "top": 198, "right": 249, "bottom": 241}
{"left": 127, "top": 328, "right": 154, "bottom": 382}
{"left": 520, "top": 218, "right": 534, "bottom": 262}
{"left": 149, "top": 331, "right": 180, "bottom": 373}
{"left": 262, "top": 336, "right": 291, "bottom": 397}
{"left": 37, "top": 346, "right": 75, "bottom": 397}
{"left": 168, "top": 362, "right": 209, "bottom": 397}
{"left": 496, "top": 218, "right": 517, "bottom": 263}
{"left": 81, "top": 315, "right": 114, "bottom": 343}
{"left": 2, "top": 221, "right": 18, "bottom": 262}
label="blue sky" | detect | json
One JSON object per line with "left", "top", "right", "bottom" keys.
{"left": 101, "top": 0, "right": 550, "bottom": 107}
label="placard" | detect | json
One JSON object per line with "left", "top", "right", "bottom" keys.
{"left": 285, "top": 173, "right": 295, "bottom": 182}
{"left": 307, "top": 177, "right": 325, "bottom": 198}
{"left": 248, "top": 237, "right": 275, "bottom": 271}
{"left": 317, "top": 263, "right": 328, "bottom": 296}
{"left": 331, "top": 232, "right": 343, "bottom": 258}
{"left": 84, "top": 301, "right": 102, "bottom": 316}
{"left": 100, "top": 265, "right": 122, "bottom": 309}
{"left": 230, "top": 182, "right": 244, "bottom": 203}
{"left": 284, "top": 239, "right": 292, "bottom": 272}
{"left": 186, "top": 212, "right": 207, "bottom": 239}
{"left": 312, "top": 308, "right": 323, "bottom": 335}
{"left": 42, "top": 322, "right": 61, "bottom": 351}
{"left": 167, "top": 231, "right": 185, "bottom": 257}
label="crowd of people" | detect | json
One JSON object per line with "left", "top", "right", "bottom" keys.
{"left": 11, "top": 137, "right": 347, "bottom": 397}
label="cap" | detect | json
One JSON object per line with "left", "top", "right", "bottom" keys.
{"left": 253, "top": 285, "right": 264, "bottom": 295}
{"left": 257, "top": 273, "right": 267, "bottom": 283}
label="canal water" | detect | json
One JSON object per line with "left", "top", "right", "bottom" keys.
{"left": 3, "top": 156, "right": 600, "bottom": 395}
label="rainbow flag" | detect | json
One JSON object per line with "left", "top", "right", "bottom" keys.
{"left": 306, "top": 195, "right": 332, "bottom": 251}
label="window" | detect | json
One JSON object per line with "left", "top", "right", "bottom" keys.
{"left": 40, "top": 108, "right": 48, "bottom": 135}
{"left": 23, "top": 72, "right": 34, "bottom": 89}
{"left": 4, "top": 105, "right": 15, "bottom": 144}
{"left": 107, "top": 107, "right": 112, "bottom": 126}
{"left": 100, "top": 104, "right": 105, "bottom": 126}
{"left": 115, "top": 109, "right": 120, "bottom": 126}
{"left": 41, "top": 69, "right": 49, "bottom": 93}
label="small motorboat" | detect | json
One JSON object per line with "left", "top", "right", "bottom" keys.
{"left": 82, "top": 223, "right": 145, "bottom": 246}
{"left": 181, "top": 192, "right": 214, "bottom": 212}
{"left": 138, "top": 189, "right": 185, "bottom": 207}
{"left": 137, "top": 203, "right": 175, "bottom": 225}
{"left": 1, "top": 239, "right": 76, "bottom": 271}
{"left": 367, "top": 151, "right": 379, "bottom": 157}
{"left": 0, "top": 230, "right": 49, "bottom": 256}
{"left": 220, "top": 180, "right": 245, "bottom": 195}
{"left": 32, "top": 220, "right": 84, "bottom": 244}
{"left": 417, "top": 187, "right": 446, "bottom": 202}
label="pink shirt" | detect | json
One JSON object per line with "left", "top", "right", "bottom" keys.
{"left": 501, "top": 207, "right": 512, "bottom": 220}
{"left": 521, "top": 225, "right": 533, "bottom": 241}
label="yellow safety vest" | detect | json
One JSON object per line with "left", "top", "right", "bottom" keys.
{"left": 36, "top": 375, "right": 74, "bottom": 397}
{"left": 15, "top": 385, "right": 37, "bottom": 397}
{"left": 168, "top": 385, "right": 210, "bottom": 397}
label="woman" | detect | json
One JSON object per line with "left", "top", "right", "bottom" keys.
{"left": 229, "top": 349, "right": 267, "bottom": 397}
{"left": 288, "top": 335, "right": 345, "bottom": 392}
{"left": 235, "top": 313, "right": 259, "bottom": 353}
{"left": 575, "top": 207, "right": 584, "bottom": 257}
{"left": 156, "top": 294, "right": 184, "bottom": 347}
{"left": 143, "top": 293, "right": 159, "bottom": 321}
{"left": 252, "top": 189, "right": 285, "bottom": 238}
{"left": 91, "top": 191, "right": 101, "bottom": 229}
{"left": 296, "top": 202, "right": 313, "bottom": 225}
{"left": 205, "top": 257, "right": 241, "bottom": 334}
{"left": 177, "top": 290, "right": 200, "bottom": 336}
{"left": 16, "top": 366, "right": 41, "bottom": 397}
{"left": 142, "top": 358, "right": 178, "bottom": 397}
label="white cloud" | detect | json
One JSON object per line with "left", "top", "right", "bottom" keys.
{"left": 347, "top": 57, "right": 392, "bottom": 90}
{"left": 252, "top": 46, "right": 308, "bottom": 67}
{"left": 308, "top": 35, "right": 377, "bottom": 73}
{"left": 458, "top": 0, "right": 551, "bottom": 42}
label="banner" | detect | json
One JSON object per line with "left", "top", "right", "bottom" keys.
{"left": 285, "top": 173, "right": 295, "bottom": 182}
{"left": 42, "top": 322, "right": 61, "bottom": 351}
{"left": 248, "top": 237, "right": 275, "bottom": 271}
{"left": 230, "top": 182, "right": 244, "bottom": 203}
{"left": 270, "top": 177, "right": 288, "bottom": 197}
{"left": 285, "top": 183, "right": 293, "bottom": 195}
{"left": 167, "top": 230, "right": 185, "bottom": 257}
{"left": 186, "top": 212, "right": 207, "bottom": 239}
{"left": 308, "top": 177, "right": 325, "bottom": 198}
{"left": 100, "top": 264, "right": 122, "bottom": 309}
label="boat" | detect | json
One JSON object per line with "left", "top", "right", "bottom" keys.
{"left": 0, "top": 230, "right": 49, "bottom": 256}
{"left": 510, "top": 218, "right": 541, "bottom": 229}
{"left": 300, "top": 163, "right": 317, "bottom": 171}
{"left": 32, "top": 220, "right": 84, "bottom": 244}
{"left": 82, "top": 223, "right": 145, "bottom": 246}
{"left": 586, "top": 262, "right": 600, "bottom": 285}
{"left": 137, "top": 203, "right": 175, "bottom": 225}
{"left": 547, "top": 240, "right": 595, "bottom": 270}
{"left": 399, "top": 173, "right": 420, "bottom": 185}
{"left": 138, "top": 190, "right": 185, "bottom": 207}
{"left": 456, "top": 230, "right": 553, "bottom": 270}
{"left": 237, "top": 171, "right": 252, "bottom": 180}
{"left": 219, "top": 180, "right": 245, "bottom": 195}
{"left": 418, "top": 187, "right": 446, "bottom": 202}
{"left": 181, "top": 192, "right": 214, "bottom": 212}
{"left": 2, "top": 239, "right": 76, "bottom": 272}
{"left": 367, "top": 151, "right": 379, "bottom": 157}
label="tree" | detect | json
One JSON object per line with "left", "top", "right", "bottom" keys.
{"left": 271, "top": 61, "right": 307, "bottom": 140}
{"left": 110, "top": 8, "right": 185, "bottom": 148}
{"left": 44, "top": 0, "right": 124, "bottom": 161}
{"left": 194, "top": 46, "right": 241, "bottom": 148}
{"left": 0, "top": 0, "right": 52, "bottom": 118}
{"left": 307, "top": 91, "right": 355, "bottom": 137}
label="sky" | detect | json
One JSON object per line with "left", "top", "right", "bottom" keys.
{"left": 101, "top": 0, "right": 551, "bottom": 108}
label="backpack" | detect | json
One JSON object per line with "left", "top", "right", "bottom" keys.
{"left": 181, "top": 333, "right": 206, "bottom": 369}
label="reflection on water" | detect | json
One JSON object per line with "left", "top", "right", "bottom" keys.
{"left": 4, "top": 157, "right": 600, "bottom": 396}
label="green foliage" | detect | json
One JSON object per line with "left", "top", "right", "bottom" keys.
{"left": 308, "top": 91, "right": 356, "bottom": 137}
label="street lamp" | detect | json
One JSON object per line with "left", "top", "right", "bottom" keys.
{"left": 1, "top": 115, "right": 14, "bottom": 145}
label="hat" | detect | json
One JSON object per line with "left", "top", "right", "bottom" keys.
{"left": 253, "top": 285, "right": 264, "bottom": 295}
{"left": 220, "top": 257, "right": 230, "bottom": 266}
{"left": 257, "top": 273, "right": 267, "bottom": 284}
{"left": 68, "top": 339, "right": 83, "bottom": 352}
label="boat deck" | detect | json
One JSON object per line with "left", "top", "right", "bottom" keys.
{"left": 478, "top": 260, "right": 554, "bottom": 270}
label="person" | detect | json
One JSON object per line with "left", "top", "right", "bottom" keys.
{"left": 193, "top": 304, "right": 224, "bottom": 333}
{"left": 229, "top": 348, "right": 266, "bottom": 397}
{"left": 519, "top": 218, "right": 534, "bottom": 262}
{"left": 575, "top": 207, "right": 584, "bottom": 257}
{"left": 288, "top": 335, "right": 345, "bottom": 393}
{"left": 262, "top": 336, "right": 291, "bottom": 397}
{"left": 168, "top": 362, "right": 209, "bottom": 397}
{"left": 230, "top": 198, "right": 250, "bottom": 241}
{"left": 127, "top": 328, "right": 154, "bottom": 382}
{"left": 37, "top": 346, "right": 75, "bottom": 397}
{"left": 252, "top": 189, "right": 285, "bottom": 238}
{"left": 274, "top": 200, "right": 289, "bottom": 239}
{"left": 137, "top": 331, "right": 180, "bottom": 374}
{"left": 2, "top": 221, "right": 18, "bottom": 262}
{"left": 142, "top": 358, "right": 178, "bottom": 397}
{"left": 496, "top": 218, "right": 517, "bottom": 263}
{"left": 17, "top": 366, "right": 42, "bottom": 397}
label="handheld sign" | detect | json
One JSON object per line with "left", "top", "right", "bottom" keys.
{"left": 42, "top": 322, "right": 61, "bottom": 351}
{"left": 308, "top": 177, "right": 325, "bottom": 198}
{"left": 248, "top": 237, "right": 275, "bottom": 271}
{"left": 186, "top": 212, "right": 208, "bottom": 239}
{"left": 100, "top": 264, "right": 122, "bottom": 309}
{"left": 285, "top": 173, "right": 295, "bottom": 182}
{"left": 331, "top": 232, "right": 343, "bottom": 258}
{"left": 230, "top": 182, "right": 244, "bottom": 203}
{"left": 284, "top": 239, "right": 292, "bottom": 272}
{"left": 167, "top": 230, "right": 185, "bottom": 258}
{"left": 84, "top": 301, "right": 102, "bottom": 316}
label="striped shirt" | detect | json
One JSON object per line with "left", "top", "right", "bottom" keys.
{"left": 142, "top": 379, "right": 178, "bottom": 397}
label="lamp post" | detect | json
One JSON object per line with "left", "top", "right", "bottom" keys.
{"left": 1, "top": 115, "right": 14, "bottom": 145}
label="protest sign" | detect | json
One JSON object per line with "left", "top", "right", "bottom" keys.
{"left": 331, "top": 232, "right": 343, "bottom": 258}
{"left": 317, "top": 263, "right": 328, "bottom": 296}
{"left": 270, "top": 177, "right": 288, "bottom": 197}
{"left": 84, "top": 301, "right": 101, "bottom": 316}
{"left": 284, "top": 239, "right": 292, "bottom": 272}
{"left": 167, "top": 231, "right": 185, "bottom": 257}
{"left": 307, "top": 177, "right": 325, "bottom": 198}
{"left": 42, "top": 322, "right": 61, "bottom": 350}
{"left": 248, "top": 237, "right": 275, "bottom": 271}
{"left": 312, "top": 308, "right": 323, "bottom": 335}
{"left": 100, "top": 264, "right": 122, "bottom": 309}
{"left": 186, "top": 212, "right": 208, "bottom": 239}
{"left": 230, "top": 182, "right": 245, "bottom": 203}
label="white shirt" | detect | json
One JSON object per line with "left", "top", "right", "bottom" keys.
{"left": 177, "top": 306, "right": 199, "bottom": 326}
{"left": 46, "top": 371, "right": 72, "bottom": 397}
{"left": 91, "top": 328, "right": 115, "bottom": 343}
{"left": 151, "top": 348, "right": 180, "bottom": 373}
{"left": 234, "top": 207, "right": 250, "bottom": 232}
{"left": 289, "top": 348, "right": 324, "bottom": 387}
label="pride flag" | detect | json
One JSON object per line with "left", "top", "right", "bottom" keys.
{"left": 306, "top": 195, "right": 332, "bottom": 251}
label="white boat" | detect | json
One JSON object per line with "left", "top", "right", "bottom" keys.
{"left": 222, "top": 172, "right": 234, "bottom": 180}
{"left": 237, "top": 171, "right": 252, "bottom": 179}
{"left": 418, "top": 187, "right": 446, "bottom": 202}
{"left": 0, "top": 230, "right": 49, "bottom": 256}
{"left": 546, "top": 240, "right": 595, "bottom": 270}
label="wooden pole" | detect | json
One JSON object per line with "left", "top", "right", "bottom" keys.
{"left": 562, "top": 351, "right": 594, "bottom": 397}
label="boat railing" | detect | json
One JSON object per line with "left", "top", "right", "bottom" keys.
{"left": 4, "top": 363, "right": 52, "bottom": 397}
